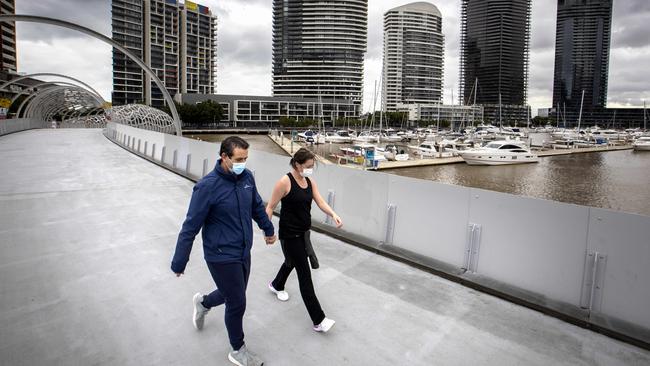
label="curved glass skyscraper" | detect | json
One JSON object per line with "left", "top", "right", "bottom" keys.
{"left": 272, "top": 0, "right": 367, "bottom": 109}
{"left": 552, "top": 0, "right": 613, "bottom": 113}
{"left": 383, "top": 2, "right": 444, "bottom": 112}
{"left": 459, "top": 0, "right": 531, "bottom": 124}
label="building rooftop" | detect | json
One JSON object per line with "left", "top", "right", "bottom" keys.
{"left": 387, "top": 2, "right": 442, "bottom": 17}
{"left": 1, "top": 129, "right": 649, "bottom": 365}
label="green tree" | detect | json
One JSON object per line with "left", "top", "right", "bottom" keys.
{"left": 532, "top": 116, "right": 550, "bottom": 127}
{"left": 279, "top": 116, "right": 297, "bottom": 127}
{"left": 195, "top": 100, "right": 224, "bottom": 126}
{"left": 161, "top": 100, "right": 224, "bottom": 128}
{"left": 385, "top": 112, "right": 408, "bottom": 126}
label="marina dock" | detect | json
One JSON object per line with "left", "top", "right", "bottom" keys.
{"left": 268, "top": 132, "right": 332, "bottom": 164}
{"left": 268, "top": 133, "right": 634, "bottom": 170}
{"left": 377, "top": 143, "right": 633, "bottom": 170}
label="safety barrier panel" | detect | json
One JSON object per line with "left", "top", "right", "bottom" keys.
{"left": 103, "top": 121, "right": 650, "bottom": 347}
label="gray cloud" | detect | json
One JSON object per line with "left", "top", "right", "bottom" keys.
{"left": 612, "top": 15, "right": 650, "bottom": 48}
{"left": 613, "top": 1, "right": 650, "bottom": 15}
{"left": 218, "top": 27, "right": 271, "bottom": 68}
{"left": 15, "top": 0, "right": 111, "bottom": 42}
{"left": 11, "top": 0, "right": 650, "bottom": 112}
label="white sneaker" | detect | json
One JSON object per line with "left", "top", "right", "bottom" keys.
{"left": 228, "top": 344, "right": 264, "bottom": 366}
{"left": 192, "top": 292, "right": 210, "bottom": 330}
{"left": 268, "top": 282, "right": 289, "bottom": 301}
{"left": 313, "top": 317, "right": 335, "bottom": 333}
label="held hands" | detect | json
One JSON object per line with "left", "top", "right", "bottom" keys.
{"left": 264, "top": 235, "right": 277, "bottom": 245}
{"left": 332, "top": 213, "right": 343, "bottom": 228}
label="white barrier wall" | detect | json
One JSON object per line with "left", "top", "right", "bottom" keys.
{"left": 0, "top": 118, "right": 47, "bottom": 136}
{"left": 387, "top": 175, "right": 471, "bottom": 267}
{"left": 467, "top": 189, "right": 590, "bottom": 307}
{"left": 103, "top": 122, "right": 650, "bottom": 345}
{"left": 587, "top": 209, "right": 650, "bottom": 331}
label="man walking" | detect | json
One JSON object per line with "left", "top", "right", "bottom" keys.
{"left": 171, "top": 136, "right": 275, "bottom": 366}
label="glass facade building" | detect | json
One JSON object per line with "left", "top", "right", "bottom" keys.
{"left": 177, "top": 93, "right": 357, "bottom": 127}
{"left": 383, "top": 2, "right": 444, "bottom": 112}
{"left": 552, "top": 0, "right": 613, "bottom": 115}
{"left": 459, "top": 0, "right": 531, "bottom": 109}
{"left": 0, "top": 0, "right": 16, "bottom": 73}
{"left": 272, "top": 0, "right": 367, "bottom": 113}
{"left": 112, "top": 0, "right": 217, "bottom": 107}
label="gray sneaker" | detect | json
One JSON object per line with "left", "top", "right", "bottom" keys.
{"left": 228, "top": 344, "right": 264, "bottom": 366}
{"left": 192, "top": 292, "right": 209, "bottom": 330}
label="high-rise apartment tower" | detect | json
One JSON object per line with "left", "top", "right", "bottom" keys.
{"left": 112, "top": 0, "right": 217, "bottom": 107}
{"left": 383, "top": 2, "right": 444, "bottom": 112}
{"left": 552, "top": 0, "right": 613, "bottom": 113}
{"left": 0, "top": 0, "right": 17, "bottom": 72}
{"left": 272, "top": 0, "right": 367, "bottom": 111}
{"left": 459, "top": 0, "right": 531, "bottom": 123}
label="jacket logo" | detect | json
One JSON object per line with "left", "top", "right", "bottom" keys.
{"left": 244, "top": 184, "right": 252, "bottom": 189}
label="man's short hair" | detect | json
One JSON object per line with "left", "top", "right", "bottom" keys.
{"left": 220, "top": 136, "right": 250, "bottom": 158}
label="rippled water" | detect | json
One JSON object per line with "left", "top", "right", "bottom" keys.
{"left": 384, "top": 150, "right": 650, "bottom": 216}
{"left": 185, "top": 134, "right": 287, "bottom": 155}
{"left": 185, "top": 133, "right": 650, "bottom": 216}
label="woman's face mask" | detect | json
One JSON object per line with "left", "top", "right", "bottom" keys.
{"left": 300, "top": 160, "right": 314, "bottom": 177}
{"left": 300, "top": 167, "right": 313, "bottom": 177}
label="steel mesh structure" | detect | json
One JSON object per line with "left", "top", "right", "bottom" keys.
{"left": 107, "top": 104, "right": 176, "bottom": 134}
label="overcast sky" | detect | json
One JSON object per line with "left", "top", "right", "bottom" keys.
{"left": 14, "top": 0, "right": 650, "bottom": 115}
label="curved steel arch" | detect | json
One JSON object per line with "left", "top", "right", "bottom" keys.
{"left": 17, "top": 84, "right": 100, "bottom": 118}
{"left": 25, "top": 87, "right": 79, "bottom": 120}
{"left": 0, "top": 15, "right": 181, "bottom": 135}
{"left": 0, "top": 72, "right": 105, "bottom": 104}
{"left": 11, "top": 81, "right": 104, "bottom": 107}
{"left": 23, "top": 85, "right": 101, "bottom": 121}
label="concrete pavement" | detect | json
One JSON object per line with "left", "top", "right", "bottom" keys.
{"left": 1, "top": 129, "right": 649, "bottom": 365}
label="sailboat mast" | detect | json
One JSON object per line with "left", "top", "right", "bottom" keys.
{"left": 577, "top": 89, "right": 585, "bottom": 131}
{"left": 370, "top": 80, "right": 377, "bottom": 131}
{"left": 499, "top": 93, "right": 502, "bottom": 130}
{"left": 437, "top": 103, "right": 440, "bottom": 132}
{"left": 473, "top": 78, "right": 478, "bottom": 125}
{"left": 377, "top": 73, "right": 384, "bottom": 145}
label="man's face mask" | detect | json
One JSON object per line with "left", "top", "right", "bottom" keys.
{"left": 232, "top": 162, "right": 246, "bottom": 175}
{"left": 223, "top": 147, "right": 248, "bottom": 175}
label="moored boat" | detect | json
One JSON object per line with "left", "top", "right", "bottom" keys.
{"left": 457, "top": 140, "right": 538, "bottom": 165}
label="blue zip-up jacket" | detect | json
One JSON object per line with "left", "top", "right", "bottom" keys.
{"left": 171, "top": 160, "right": 274, "bottom": 273}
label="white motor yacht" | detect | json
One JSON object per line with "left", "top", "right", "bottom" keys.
{"left": 380, "top": 132, "right": 403, "bottom": 143}
{"left": 339, "top": 143, "right": 387, "bottom": 162}
{"left": 458, "top": 140, "right": 538, "bottom": 165}
{"left": 408, "top": 142, "right": 454, "bottom": 158}
{"left": 378, "top": 144, "right": 409, "bottom": 161}
{"left": 323, "top": 131, "right": 351, "bottom": 143}
{"left": 296, "top": 130, "right": 315, "bottom": 143}
{"left": 633, "top": 136, "right": 650, "bottom": 151}
{"left": 314, "top": 133, "right": 326, "bottom": 144}
{"left": 352, "top": 131, "right": 378, "bottom": 144}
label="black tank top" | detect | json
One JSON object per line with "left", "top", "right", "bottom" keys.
{"left": 279, "top": 173, "right": 312, "bottom": 239}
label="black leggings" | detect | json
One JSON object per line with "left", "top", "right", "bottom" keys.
{"left": 272, "top": 236, "right": 325, "bottom": 325}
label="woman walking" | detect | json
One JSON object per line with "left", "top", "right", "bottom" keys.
{"left": 265, "top": 148, "right": 343, "bottom": 333}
